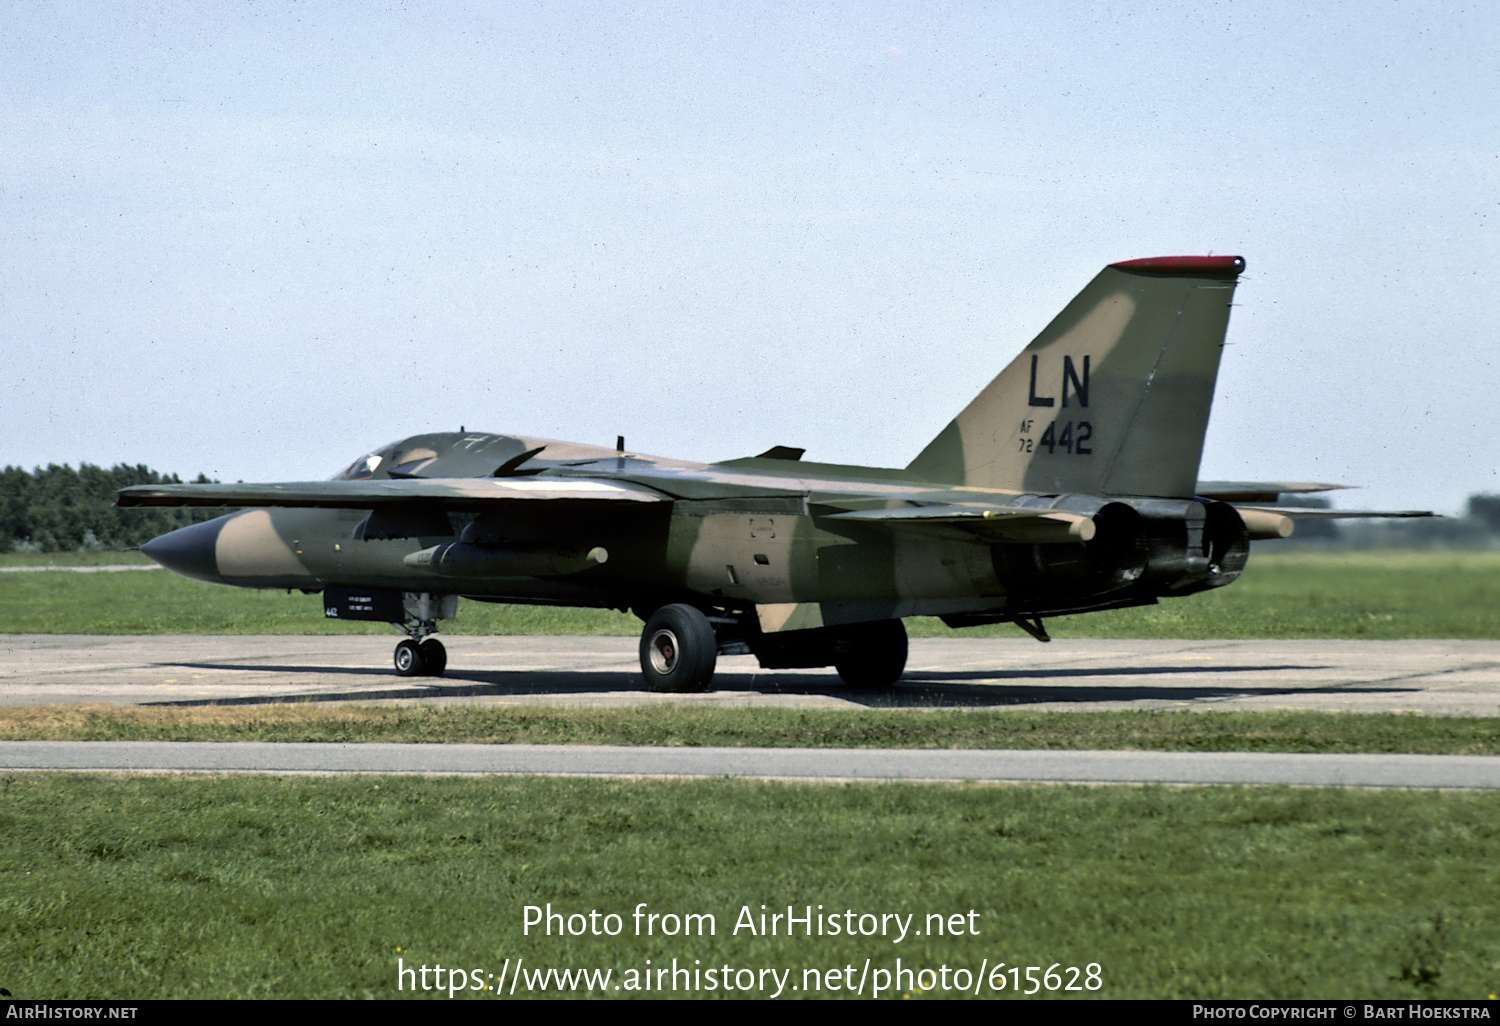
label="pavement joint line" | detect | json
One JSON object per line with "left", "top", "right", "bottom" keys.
{"left": 1335, "top": 665, "right": 1499, "bottom": 691}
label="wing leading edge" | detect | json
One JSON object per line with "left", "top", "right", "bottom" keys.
{"left": 115, "top": 477, "right": 670, "bottom": 509}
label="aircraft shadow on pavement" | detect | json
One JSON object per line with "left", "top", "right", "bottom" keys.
{"left": 145, "top": 661, "right": 1416, "bottom": 710}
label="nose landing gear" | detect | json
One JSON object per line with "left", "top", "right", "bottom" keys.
{"left": 394, "top": 636, "right": 447, "bottom": 677}
{"left": 392, "top": 593, "right": 456, "bottom": 677}
{"left": 323, "top": 587, "right": 457, "bottom": 678}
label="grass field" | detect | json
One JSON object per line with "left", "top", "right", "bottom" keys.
{"left": 2, "top": 774, "right": 1497, "bottom": 1000}
{"left": 7, "top": 550, "right": 1498, "bottom": 1001}
{"left": 4, "top": 549, "right": 1500, "bottom": 639}
{"left": 5, "top": 704, "right": 1500, "bottom": 754}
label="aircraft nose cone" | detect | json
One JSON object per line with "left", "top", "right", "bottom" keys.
{"left": 140, "top": 517, "right": 229, "bottom": 584}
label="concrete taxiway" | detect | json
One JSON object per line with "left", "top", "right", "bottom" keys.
{"left": 3, "top": 634, "right": 1499, "bottom": 715}
{"left": 4, "top": 740, "right": 1500, "bottom": 789}
{"left": 7, "top": 635, "right": 1498, "bottom": 787}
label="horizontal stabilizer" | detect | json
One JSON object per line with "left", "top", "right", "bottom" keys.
{"left": 1196, "top": 480, "right": 1350, "bottom": 502}
{"left": 116, "top": 477, "right": 669, "bottom": 509}
{"left": 1232, "top": 503, "right": 1435, "bottom": 541}
{"left": 1233, "top": 504, "right": 1435, "bottom": 520}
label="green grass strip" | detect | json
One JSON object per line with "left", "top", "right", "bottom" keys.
{"left": 6, "top": 704, "right": 1500, "bottom": 754}
{"left": 2, "top": 775, "right": 1497, "bottom": 999}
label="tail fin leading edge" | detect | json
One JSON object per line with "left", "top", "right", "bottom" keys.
{"left": 907, "top": 255, "right": 1244, "bottom": 498}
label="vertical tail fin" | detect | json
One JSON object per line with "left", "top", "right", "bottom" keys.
{"left": 907, "top": 256, "right": 1244, "bottom": 497}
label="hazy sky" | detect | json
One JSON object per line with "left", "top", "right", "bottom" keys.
{"left": 4, "top": 1, "right": 1495, "bottom": 514}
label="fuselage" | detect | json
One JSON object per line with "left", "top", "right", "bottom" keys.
{"left": 141, "top": 429, "right": 1245, "bottom": 629}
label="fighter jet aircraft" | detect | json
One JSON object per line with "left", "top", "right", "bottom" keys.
{"left": 117, "top": 255, "right": 1429, "bottom": 691}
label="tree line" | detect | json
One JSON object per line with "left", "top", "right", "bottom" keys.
{"left": 2, "top": 464, "right": 221, "bottom": 552}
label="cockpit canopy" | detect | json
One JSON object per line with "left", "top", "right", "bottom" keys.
{"left": 330, "top": 432, "right": 641, "bottom": 482}
{"left": 331, "top": 439, "right": 440, "bottom": 481}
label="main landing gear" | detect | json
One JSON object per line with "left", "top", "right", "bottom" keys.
{"left": 830, "top": 619, "right": 908, "bottom": 690}
{"left": 639, "top": 604, "right": 719, "bottom": 692}
{"left": 635, "top": 603, "right": 909, "bottom": 693}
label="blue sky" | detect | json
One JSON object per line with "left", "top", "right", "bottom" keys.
{"left": 4, "top": 1, "right": 1495, "bottom": 513}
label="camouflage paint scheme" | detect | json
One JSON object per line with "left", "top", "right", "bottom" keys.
{"left": 118, "top": 256, "right": 1430, "bottom": 689}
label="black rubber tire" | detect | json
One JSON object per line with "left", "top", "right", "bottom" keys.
{"left": 418, "top": 638, "right": 447, "bottom": 677}
{"left": 833, "top": 619, "right": 908, "bottom": 689}
{"left": 639, "top": 604, "right": 717, "bottom": 693}
{"left": 394, "top": 638, "right": 425, "bottom": 677}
